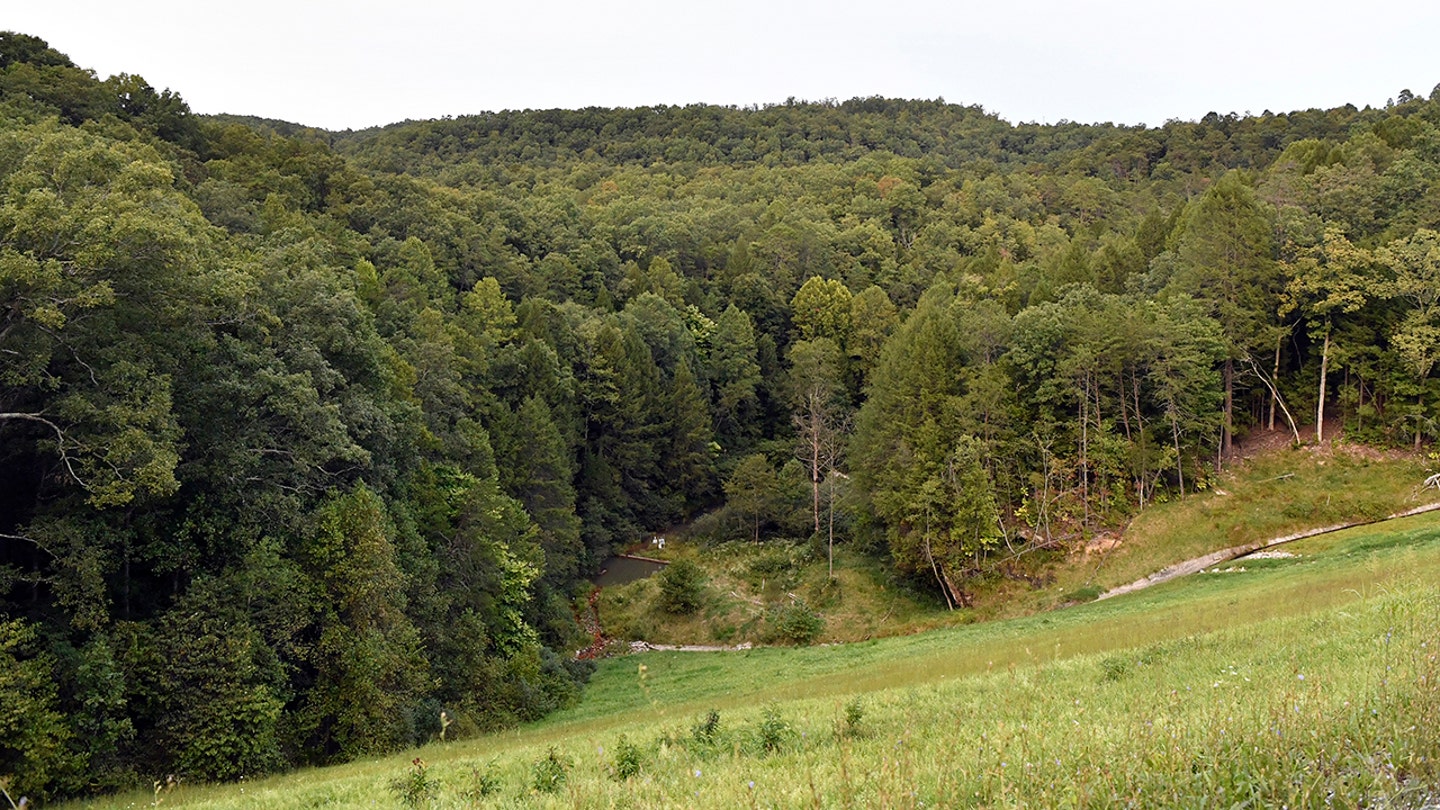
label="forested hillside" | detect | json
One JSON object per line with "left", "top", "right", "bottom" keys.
{"left": 2, "top": 30, "right": 1439, "bottom": 800}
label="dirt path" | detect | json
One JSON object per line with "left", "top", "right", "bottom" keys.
{"left": 1096, "top": 501, "right": 1440, "bottom": 601}
{"left": 626, "top": 641, "right": 754, "bottom": 653}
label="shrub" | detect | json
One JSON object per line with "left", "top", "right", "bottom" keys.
{"left": 1099, "top": 654, "right": 1129, "bottom": 682}
{"left": 465, "top": 762, "right": 502, "bottom": 799}
{"left": 391, "top": 758, "right": 437, "bottom": 808}
{"left": 765, "top": 599, "right": 824, "bottom": 644}
{"left": 753, "top": 706, "right": 790, "bottom": 754}
{"left": 839, "top": 697, "right": 865, "bottom": 739}
{"left": 692, "top": 709, "right": 721, "bottom": 747}
{"left": 610, "top": 735, "right": 643, "bottom": 780}
{"left": 531, "top": 747, "right": 570, "bottom": 793}
{"left": 657, "top": 558, "right": 706, "bottom": 614}
{"left": 746, "top": 548, "right": 795, "bottom": 589}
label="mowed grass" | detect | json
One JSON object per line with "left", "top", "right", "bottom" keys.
{"left": 73, "top": 509, "right": 1440, "bottom": 809}
{"left": 996, "top": 445, "right": 1437, "bottom": 616}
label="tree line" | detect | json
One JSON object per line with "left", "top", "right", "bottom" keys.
{"left": 2, "top": 30, "right": 1438, "bottom": 800}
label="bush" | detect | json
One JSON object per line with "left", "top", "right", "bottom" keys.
{"left": 531, "top": 747, "right": 570, "bottom": 793}
{"left": 765, "top": 599, "right": 824, "bottom": 644}
{"left": 753, "top": 706, "right": 790, "bottom": 754}
{"left": 391, "top": 758, "right": 437, "bottom": 808}
{"left": 609, "top": 735, "right": 643, "bottom": 780}
{"left": 746, "top": 548, "right": 795, "bottom": 588}
{"left": 657, "top": 558, "right": 706, "bottom": 614}
{"left": 465, "top": 761, "right": 502, "bottom": 799}
{"left": 692, "top": 709, "right": 721, "bottom": 747}
{"left": 839, "top": 697, "right": 865, "bottom": 739}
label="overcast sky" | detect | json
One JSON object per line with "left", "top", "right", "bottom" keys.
{"left": 9, "top": 1, "right": 1440, "bottom": 131}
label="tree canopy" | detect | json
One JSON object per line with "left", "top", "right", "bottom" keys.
{"left": 3, "top": 31, "right": 1440, "bottom": 800}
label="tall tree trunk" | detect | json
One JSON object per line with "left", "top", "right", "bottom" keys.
{"left": 810, "top": 449, "right": 821, "bottom": 538}
{"left": 1269, "top": 338, "right": 1282, "bottom": 431}
{"left": 1316, "top": 325, "right": 1331, "bottom": 444}
{"left": 1118, "top": 367, "right": 1133, "bottom": 441}
{"left": 1355, "top": 373, "right": 1364, "bottom": 433}
{"left": 1223, "top": 358, "right": 1234, "bottom": 458}
{"left": 1171, "top": 405, "right": 1185, "bottom": 498}
{"left": 924, "top": 516, "right": 953, "bottom": 611}
{"left": 826, "top": 471, "right": 836, "bottom": 579}
{"left": 1418, "top": 393, "right": 1426, "bottom": 451}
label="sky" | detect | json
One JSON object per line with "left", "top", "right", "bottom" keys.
{"left": 8, "top": 1, "right": 1440, "bottom": 132}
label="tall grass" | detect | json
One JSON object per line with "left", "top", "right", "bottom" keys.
{"left": 69, "top": 511, "right": 1440, "bottom": 809}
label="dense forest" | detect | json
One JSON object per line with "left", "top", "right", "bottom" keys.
{"left": 2, "top": 30, "right": 1439, "bottom": 800}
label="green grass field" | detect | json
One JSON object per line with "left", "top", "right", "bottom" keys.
{"left": 73, "top": 506, "right": 1440, "bottom": 809}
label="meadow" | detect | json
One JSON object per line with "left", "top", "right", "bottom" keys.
{"left": 72, "top": 507, "right": 1440, "bottom": 809}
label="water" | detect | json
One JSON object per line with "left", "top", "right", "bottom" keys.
{"left": 595, "top": 555, "right": 668, "bottom": 587}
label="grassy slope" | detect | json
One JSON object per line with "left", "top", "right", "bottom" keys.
{"left": 75, "top": 503, "right": 1440, "bottom": 809}
{"left": 601, "top": 445, "right": 1435, "bottom": 645}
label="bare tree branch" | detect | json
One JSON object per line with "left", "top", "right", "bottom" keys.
{"left": 1240, "top": 354, "right": 1301, "bottom": 444}
{"left": 0, "top": 531, "right": 54, "bottom": 558}
{"left": 0, "top": 411, "right": 91, "bottom": 490}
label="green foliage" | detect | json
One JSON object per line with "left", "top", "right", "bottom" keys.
{"left": 390, "top": 758, "right": 437, "bottom": 809}
{"left": 608, "top": 735, "right": 643, "bottom": 781}
{"left": 9, "top": 32, "right": 1440, "bottom": 803}
{"left": 691, "top": 709, "right": 722, "bottom": 748}
{"left": 752, "top": 705, "right": 791, "bottom": 754}
{"left": 791, "top": 276, "right": 853, "bottom": 343}
{"left": 295, "top": 486, "right": 432, "bottom": 763}
{"left": 530, "top": 746, "right": 571, "bottom": 793}
{"left": 464, "top": 762, "right": 503, "bottom": 799}
{"left": 765, "top": 599, "right": 824, "bottom": 645}
{"left": 150, "top": 582, "right": 285, "bottom": 781}
{"left": 0, "top": 620, "right": 81, "bottom": 800}
{"left": 724, "top": 453, "right": 783, "bottom": 542}
{"left": 839, "top": 697, "right": 866, "bottom": 739}
{"left": 656, "top": 558, "right": 707, "bottom": 614}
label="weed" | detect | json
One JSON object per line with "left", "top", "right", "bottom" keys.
{"left": 1099, "top": 653, "right": 1129, "bottom": 681}
{"left": 609, "top": 735, "right": 643, "bottom": 781}
{"left": 692, "top": 708, "right": 721, "bottom": 746}
{"left": 150, "top": 774, "right": 179, "bottom": 807}
{"left": 838, "top": 696, "right": 865, "bottom": 739}
{"left": 753, "top": 706, "right": 790, "bottom": 754}
{"left": 390, "top": 758, "right": 436, "bottom": 808}
{"left": 530, "top": 747, "right": 570, "bottom": 793}
{"left": 463, "top": 761, "right": 502, "bottom": 800}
